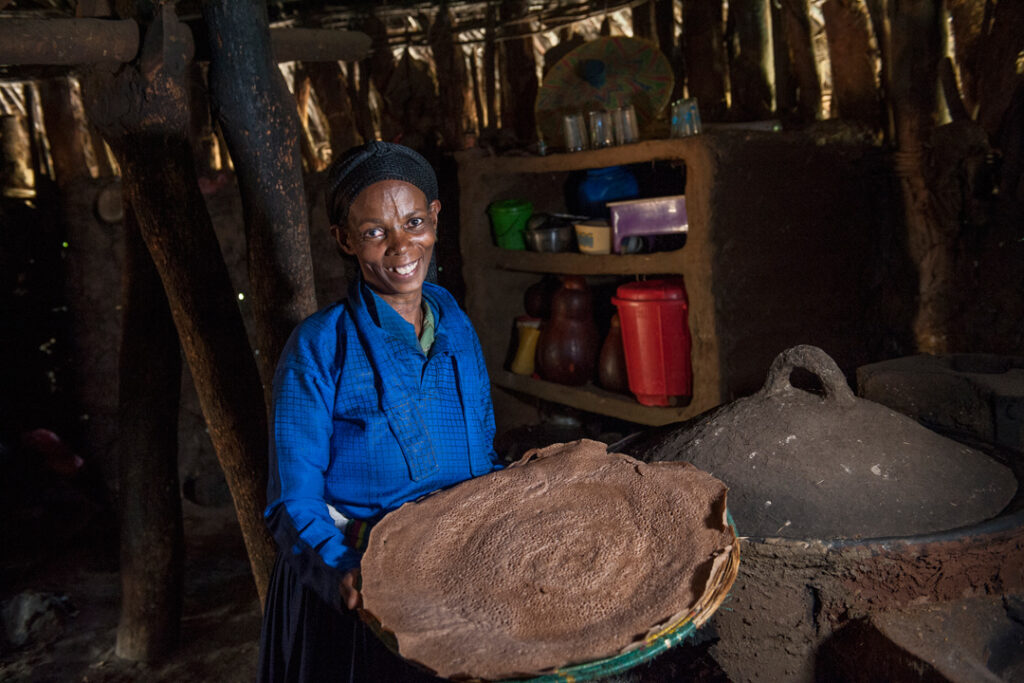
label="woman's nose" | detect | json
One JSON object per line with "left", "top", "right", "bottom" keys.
{"left": 385, "top": 227, "right": 409, "bottom": 254}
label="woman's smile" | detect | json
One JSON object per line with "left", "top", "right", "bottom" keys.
{"left": 388, "top": 258, "right": 421, "bottom": 277}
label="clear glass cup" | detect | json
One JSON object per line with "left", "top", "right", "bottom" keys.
{"left": 588, "top": 110, "right": 614, "bottom": 148}
{"left": 611, "top": 104, "right": 639, "bottom": 145}
{"left": 562, "top": 113, "right": 589, "bottom": 152}
{"left": 670, "top": 97, "right": 702, "bottom": 138}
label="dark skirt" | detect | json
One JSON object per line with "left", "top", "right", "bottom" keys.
{"left": 257, "top": 553, "right": 444, "bottom": 683}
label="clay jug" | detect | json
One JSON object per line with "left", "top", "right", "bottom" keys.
{"left": 523, "top": 274, "right": 560, "bottom": 319}
{"left": 536, "top": 276, "right": 599, "bottom": 386}
{"left": 597, "top": 313, "right": 630, "bottom": 393}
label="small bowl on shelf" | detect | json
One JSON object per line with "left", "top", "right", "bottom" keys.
{"left": 524, "top": 224, "right": 575, "bottom": 252}
{"left": 574, "top": 219, "right": 612, "bottom": 255}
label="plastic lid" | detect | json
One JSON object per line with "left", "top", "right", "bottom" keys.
{"left": 615, "top": 278, "right": 687, "bottom": 301}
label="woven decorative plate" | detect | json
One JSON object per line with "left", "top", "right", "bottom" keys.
{"left": 535, "top": 37, "right": 674, "bottom": 149}
{"left": 359, "top": 439, "right": 740, "bottom": 681}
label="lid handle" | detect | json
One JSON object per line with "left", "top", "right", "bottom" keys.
{"left": 761, "top": 345, "right": 856, "bottom": 406}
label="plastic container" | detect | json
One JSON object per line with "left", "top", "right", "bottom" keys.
{"left": 574, "top": 219, "right": 612, "bottom": 255}
{"left": 509, "top": 316, "right": 541, "bottom": 376}
{"left": 612, "top": 278, "right": 692, "bottom": 406}
{"left": 487, "top": 199, "right": 532, "bottom": 250}
{"left": 576, "top": 165, "right": 639, "bottom": 219}
{"left": 607, "top": 195, "right": 688, "bottom": 254}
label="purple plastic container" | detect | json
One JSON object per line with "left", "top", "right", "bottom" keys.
{"left": 607, "top": 195, "right": 688, "bottom": 253}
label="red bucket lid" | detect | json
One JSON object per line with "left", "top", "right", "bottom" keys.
{"left": 615, "top": 277, "right": 687, "bottom": 301}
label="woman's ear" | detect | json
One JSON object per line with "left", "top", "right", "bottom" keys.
{"left": 430, "top": 199, "right": 441, "bottom": 234}
{"left": 332, "top": 224, "right": 356, "bottom": 256}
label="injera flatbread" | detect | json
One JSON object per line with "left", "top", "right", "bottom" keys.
{"left": 360, "top": 439, "right": 737, "bottom": 680}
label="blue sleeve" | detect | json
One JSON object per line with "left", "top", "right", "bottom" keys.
{"left": 266, "top": 346, "right": 359, "bottom": 612}
{"left": 471, "top": 327, "right": 503, "bottom": 470}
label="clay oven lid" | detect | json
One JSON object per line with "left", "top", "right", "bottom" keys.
{"left": 359, "top": 439, "right": 738, "bottom": 681}
{"left": 624, "top": 346, "right": 1017, "bottom": 540}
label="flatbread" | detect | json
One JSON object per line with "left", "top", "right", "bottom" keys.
{"left": 360, "top": 439, "right": 736, "bottom": 680}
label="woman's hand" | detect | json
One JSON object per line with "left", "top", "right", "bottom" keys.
{"left": 340, "top": 568, "right": 362, "bottom": 610}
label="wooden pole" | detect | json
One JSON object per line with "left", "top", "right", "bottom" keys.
{"left": 0, "top": 19, "right": 368, "bottom": 67}
{"left": 307, "top": 60, "right": 362, "bottom": 158}
{"left": 429, "top": 8, "right": 468, "bottom": 150}
{"left": 114, "top": 201, "right": 184, "bottom": 662}
{"left": 632, "top": 1, "right": 655, "bottom": 40}
{"left": 499, "top": 0, "right": 538, "bottom": 143}
{"left": 885, "top": 0, "right": 953, "bottom": 353}
{"left": 203, "top": 0, "right": 319, "bottom": 394}
{"left": 484, "top": 3, "right": 497, "bottom": 130}
{"left": 972, "top": 0, "right": 1024, "bottom": 137}
{"left": 727, "top": 0, "right": 774, "bottom": 120}
{"left": 823, "top": 0, "right": 882, "bottom": 129}
{"left": 80, "top": 5, "right": 275, "bottom": 604}
{"left": 38, "top": 77, "right": 93, "bottom": 186}
{"left": 269, "top": 28, "right": 370, "bottom": 63}
{"left": 681, "top": 0, "right": 728, "bottom": 119}
{"left": 779, "top": 0, "right": 822, "bottom": 123}
{"left": 0, "top": 19, "right": 139, "bottom": 65}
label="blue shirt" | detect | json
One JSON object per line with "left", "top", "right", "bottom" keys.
{"left": 265, "top": 276, "right": 500, "bottom": 609}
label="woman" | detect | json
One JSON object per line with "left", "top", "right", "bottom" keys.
{"left": 257, "top": 142, "right": 502, "bottom": 682}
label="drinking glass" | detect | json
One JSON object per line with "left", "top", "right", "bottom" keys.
{"left": 670, "top": 98, "right": 702, "bottom": 137}
{"left": 562, "top": 113, "right": 589, "bottom": 152}
{"left": 588, "top": 110, "right": 614, "bottom": 149}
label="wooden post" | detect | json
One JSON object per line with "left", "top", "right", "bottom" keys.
{"left": 727, "top": 0, "right": 774, "bottom": 120}
{"left": 468, "top": 47, "right": 486, "bottom": 132}
{"left": 972, "top": 0, "right": 1024, "bottom": 137}
{"left": 885, "top": 0, "right": 953, "bottom": 353}
{"left": 823, "top": 0, "right": 883, "bottom": 129}
{"left": 779, "top": 0, "right": 822, "bottom": 123}
{"left": 945, "top": 0, "right": 985, "bottom": 117}
{"left": 632, "top": 1, "right": 655, "bottom": 40}
{"left": 203, "top": 0, "right": 318, "bottom": 393}
{"left": 187, "top": 62, "right": 221, "bottom": 175}
{"left": 307, "top": 60, "right": 362, "bottom": 159}
{"left": 1, "top": 113, "right": 34, "bottom": 194}
{"left": 484, "top": 3, "right": 497, "bottom": 130}
{"left": 38, "top": 77, "right": 93, "bottom": 186}
{"left": 114, "top": 202, "right": 184, "bottom": 662}
{"left": 293, "top": 70, "right": 324, "bottom": 172}
{"left": 654, "top": 0, "right": 678, "bottom": 98}
{"left": 81, "top": 5, "right": 275, "bottom": 604}
{"left": 681, "top": 0, "right": 728, "bottom": 119}
{"left": 499, "top": 0, "right": 538, "bottom": 143}
{"left": 429, "top": 9, "right": 468, "bottom": 150}
{"left": 0, "top": 18, "right": 139, "bottom": 65}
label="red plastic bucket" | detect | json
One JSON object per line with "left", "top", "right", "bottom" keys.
{"left": 612, "top": 278, "right": 692, "bottom": 406}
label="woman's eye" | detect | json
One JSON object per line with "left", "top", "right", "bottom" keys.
{"left": 408, "top": 218, "right": 424, "bottom": 229}
{"left": 363, "top": 227, "right": 385, "bottom": 240}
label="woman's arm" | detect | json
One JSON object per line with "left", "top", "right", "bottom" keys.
{"left": 266, "top": 361, "right": 360, "bottom": 611}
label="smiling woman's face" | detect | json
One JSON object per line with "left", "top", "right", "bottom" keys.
{"left": 333, "top": 179, "right": 440, "bottom": 307}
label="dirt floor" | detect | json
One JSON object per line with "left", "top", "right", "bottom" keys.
{"left": 0, "top": 501, "right": 262, "bottom": 683}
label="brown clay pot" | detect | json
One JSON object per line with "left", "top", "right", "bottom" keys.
{"left": 598, "top": 314, "right": 630, "bottom": 394}
{"left": 535, "top": 276, "right": 599, "bottom": 386}
{"left": 523, "top": 274, "right": 560, "bottom": 319}
{"left": 622, "top": 345, "right": 1016, "bottom": 539}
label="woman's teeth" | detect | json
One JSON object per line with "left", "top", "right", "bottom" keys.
{"left": 393, "top": 260, "right": 418, "bottom": 276}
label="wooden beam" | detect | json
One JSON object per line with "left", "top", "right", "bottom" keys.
{"left": 0, "top": 19, "right": 139, "bottom": 65}
{"left": 269, "top": 28, "right": 371, "bottom": 63}
{"left": 0, "top": 19, "right": 369, "bottom": 66}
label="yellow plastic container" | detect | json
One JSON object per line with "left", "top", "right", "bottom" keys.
{"left": 574, "top": 219, "right": 612, "bottom": 255}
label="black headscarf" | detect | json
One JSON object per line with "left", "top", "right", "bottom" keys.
{"left": 325, "top": 141, "right": 439, "bottom": 226}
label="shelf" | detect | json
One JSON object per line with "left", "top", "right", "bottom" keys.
{"left": 493, "top": 370, "right": 700, "bottom": 427}
{"left": 490, "top": 246, "right": 685, "bottom": 276}
{"left": 455, "top": 138, "right": 707, "bottom": 175}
